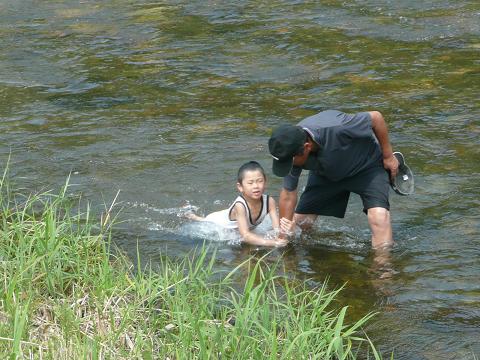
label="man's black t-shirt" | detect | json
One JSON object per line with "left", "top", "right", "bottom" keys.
{"left": 283, "top": 110, "right": 382, "bottom": 191}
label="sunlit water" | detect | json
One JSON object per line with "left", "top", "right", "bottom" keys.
{"left": 1, "top": 1, "right": 479, "bottom": 358}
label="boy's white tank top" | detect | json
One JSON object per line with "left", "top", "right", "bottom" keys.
{"left": 204, "top": 194, "right": 269, "bottom": 230}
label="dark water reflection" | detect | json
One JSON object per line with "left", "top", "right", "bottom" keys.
{"left": 1, "top": 1, "right": 479, "bottom": 358}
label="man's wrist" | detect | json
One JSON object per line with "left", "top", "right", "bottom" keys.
{"left": 382, "top": 149, "right": 394, "bottom": 159}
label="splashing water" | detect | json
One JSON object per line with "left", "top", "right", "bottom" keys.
{"left": 130, "top": 201, "right": 288, "bottom": 245}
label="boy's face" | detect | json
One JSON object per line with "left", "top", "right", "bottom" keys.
{"left": 237, "top": 170, "right": 266, "bottom": 200}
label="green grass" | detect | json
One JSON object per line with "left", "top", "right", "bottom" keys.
{"left": 0, "top": 168, "right": 385, "bottom": 359}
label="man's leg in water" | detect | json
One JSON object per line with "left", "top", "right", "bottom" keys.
{"left": 367, "top": 207, "right": 393, "bottom": 249}
{"left": 293, "top": 213, "right": 318, "bottom": 231}
{"left": 295, "top": 209, "right": 393, "bottom": 246}
{"left": 368, "top": 207, "right": 395, "bottom": 280}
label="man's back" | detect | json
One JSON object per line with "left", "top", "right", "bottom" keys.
{"left": 298, "top": 110, "right": 382, "bottom": 181}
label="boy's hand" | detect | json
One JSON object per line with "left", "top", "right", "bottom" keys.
{"left": 274, "top": 237, "right": 288, "bottom": 247}
{"left": 279, "top": 217, "right": 295, "bottom": 237}
{"left": 184, "top": 212, "right": 203, "bottom": 221}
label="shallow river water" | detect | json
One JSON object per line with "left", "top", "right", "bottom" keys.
{"left": 1, "top": 1, "right": 479, "bottom": 358}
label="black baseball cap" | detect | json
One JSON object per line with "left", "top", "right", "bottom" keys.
{"left": 268, "top": 124, "right": 306, "bottom": 177}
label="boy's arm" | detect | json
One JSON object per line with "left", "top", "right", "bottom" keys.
{"left": 233, "top": 203, "right": 286, "bottom": 247}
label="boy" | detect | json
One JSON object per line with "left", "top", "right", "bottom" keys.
{"left": 188, "top": 161, "right": 293, "bottom": 247}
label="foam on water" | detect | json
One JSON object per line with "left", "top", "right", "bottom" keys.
{"left": 129, "top": 200, "right": 199, "bottom": 216}
{"left": 177, "top": 221, "right": 241, "bottom": 244}
{"left": 177, "top": 212, "right": 287, "bottom": 245}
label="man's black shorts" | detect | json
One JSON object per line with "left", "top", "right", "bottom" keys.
{"left": 295, "top": 164, "right": 390, "bottom": 218}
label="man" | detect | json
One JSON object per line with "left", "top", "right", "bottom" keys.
{"left": 268, "top": 110, "right": 399, "bottom": 249}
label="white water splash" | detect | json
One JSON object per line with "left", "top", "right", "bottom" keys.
{"left": 131, "top": 201, "right": 290, "bottom": 245}
{"left": 129, "top": 200, "right": 199, "bottom": 217}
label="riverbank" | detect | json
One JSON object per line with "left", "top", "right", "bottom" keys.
{"left": 0, "top": 177, "right": 382, "bottom": 359}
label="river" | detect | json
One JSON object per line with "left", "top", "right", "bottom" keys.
{"left": 1, "top": 1, "right": 479, "bottom": 358}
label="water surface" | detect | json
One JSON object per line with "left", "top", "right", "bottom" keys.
{"left": 1, "top": 1, "right": 479, "bottom": 358}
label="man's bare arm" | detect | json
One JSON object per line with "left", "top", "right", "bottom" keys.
{"left": 279, "top": 188, "right": 297, "bottom": 221}
{"left": 370, "top": 111, "right": 399, "bottom": 180}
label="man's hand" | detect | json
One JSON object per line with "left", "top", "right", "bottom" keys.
{"left": 383, "top": 154, "right": 399, "bottom": 182}
{"left": 279, "top": 217, "right": 295, "bottom": 237}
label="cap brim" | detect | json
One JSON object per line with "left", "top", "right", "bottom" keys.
{"left": 272, "top": 157, "right": 293, "bottom": 177}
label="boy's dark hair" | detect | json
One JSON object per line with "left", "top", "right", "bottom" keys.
{"left": 237, "top": 161, "right": 266, "bottom": 184}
